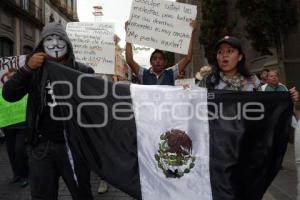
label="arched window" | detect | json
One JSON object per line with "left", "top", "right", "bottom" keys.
{"left": 0, "top": 37, "right": 14, "bottom": 57}
{"left": 23, "top": 45, "right": 33, "bottom": 55}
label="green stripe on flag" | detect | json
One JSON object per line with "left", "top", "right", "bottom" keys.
{"left": 0, "top": 88, "right": 27, "bottom": 128}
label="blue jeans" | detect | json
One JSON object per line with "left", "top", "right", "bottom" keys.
{"left": 29, "top": 140, "right": 93, "bottom": 200}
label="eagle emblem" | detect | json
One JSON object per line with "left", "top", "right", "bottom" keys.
{"left": 154, "top": 129, "right": 196, "bottom": 178}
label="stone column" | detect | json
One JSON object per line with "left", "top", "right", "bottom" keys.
{"left": 15, "top": 18, "right": 21, "bottom": 55}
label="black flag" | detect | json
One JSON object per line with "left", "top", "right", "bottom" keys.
{"left": 45, "top": 61, "right": 293, "bottom": 200}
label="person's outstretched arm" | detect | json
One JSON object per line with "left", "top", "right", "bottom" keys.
{"left": 125, "top": 21, "right": 140, "bottom": 76}
{"left": 177, "top": 20, "right": 197, "bottom": 73}
{"left": 125, "top": 42, "right": 140, "bottom": 76}
{"left": 290, "top": 86, "right": 299, "bottom": 103}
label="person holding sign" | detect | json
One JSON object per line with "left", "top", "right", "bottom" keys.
{"left": 1, "top": 68, "right": 29, "bottom": 188}
{"left": 125, "top": 20, "right": 197, "bottom": 85}
{"left": 2, "top": 23, "right": 94, "bottom": 200}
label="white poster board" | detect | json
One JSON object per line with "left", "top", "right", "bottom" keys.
{"left": 0, "top": 55, "right": 26, "bottom": 87}
{"left": 175, "top": 78, "right": 195, "bottom": 87}
{"left": 126, "top": 0, "right": 197, "bottom": 55}
{"left": 66, "top": 22, "right": 115, "bottom": 74}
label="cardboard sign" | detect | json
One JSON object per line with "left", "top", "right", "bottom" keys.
{"left": 126, "top": 0, "right": 197, "bottom": 54}
{"left": 0, "top": 55, "right": 26, "bottom": 87}
{"left": 175, "top": 78, "right": 196, "bottom": 87}
{"left": 66, "top": 22, "right": 115, "bottom": 74}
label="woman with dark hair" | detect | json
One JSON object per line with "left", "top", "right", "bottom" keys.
{"left": 199, "top": 36, "right": 260, "bottom": 91}
{"left": 199, "top": 35, "right": 299, "bottom": 101}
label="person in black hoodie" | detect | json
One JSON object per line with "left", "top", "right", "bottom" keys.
{"left": 2, "top": 23, "right": 94, "bottom": 200}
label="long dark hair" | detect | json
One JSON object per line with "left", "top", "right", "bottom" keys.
{"left": 206, "top": 45, "right": 251, "bottom": 89}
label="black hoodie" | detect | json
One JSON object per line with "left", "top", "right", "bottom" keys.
{"left": 2, "top": 23, "right": 94, "bottom": 145}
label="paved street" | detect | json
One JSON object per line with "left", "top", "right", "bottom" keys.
{"left": 0, "top": 140, "right": 297, "bottom": 200}
{"left": 0, "top": 141, "right": 134, "bottom": 200}
{"left": 263, "top": 144, "right": 298, "bottom": 200}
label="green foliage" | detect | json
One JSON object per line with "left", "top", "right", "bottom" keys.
{"left": 199, "top": 0, "right": 298, "bottom": 61}
{"left": 237, "top": 0, "right": 298, "bottom": 55}
{"left": 199, "top": 0, "right": 234, "bottom": 64}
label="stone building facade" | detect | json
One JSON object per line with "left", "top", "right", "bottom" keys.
{"left": 45, "top": 0, "right": 78, "bottom": 27}
{"left": 0, "top": 0, "right": 78, "bottom": 58}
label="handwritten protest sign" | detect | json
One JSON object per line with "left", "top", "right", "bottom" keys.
{"left": 66, "top": 22, "right": 115, "bottom": 74}
{"left": 0, "top": 55, "right": 26, "bottom": 87}
{"left": 0, "top": 88, "right": 27, "bottom": 128}
{"left": 126, "top": 0, "right": 197, "bottom": 55}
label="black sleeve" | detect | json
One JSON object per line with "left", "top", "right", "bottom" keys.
{"left": 86, "top": 67, "right": 95, "bottom": 74}
{"left": 76, "top": 62, "right": 95, "bottom": 74}
{"left": 2, "top": 65, "right": 33, "bottom": 102}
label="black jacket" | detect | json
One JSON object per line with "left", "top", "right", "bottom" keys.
{"left": 2, "top": 23, "right": 94, "bottom": 145}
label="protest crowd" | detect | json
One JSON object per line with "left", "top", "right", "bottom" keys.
{"left": 0, "top": 1, "right": 300, "bottom": 200}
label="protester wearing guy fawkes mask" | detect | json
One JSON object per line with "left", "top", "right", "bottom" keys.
{"left": 2, "top": 23, "right": 94, "bottom": 200}
{"left": 43, "top": 34, "right": 68, "bottom": 61}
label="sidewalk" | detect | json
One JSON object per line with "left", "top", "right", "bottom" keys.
{"left": 263, "top": 144, "right": 298, "bottom": 200}
{"left": 0, "top": 142, "right": 297, "bottom": 200}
